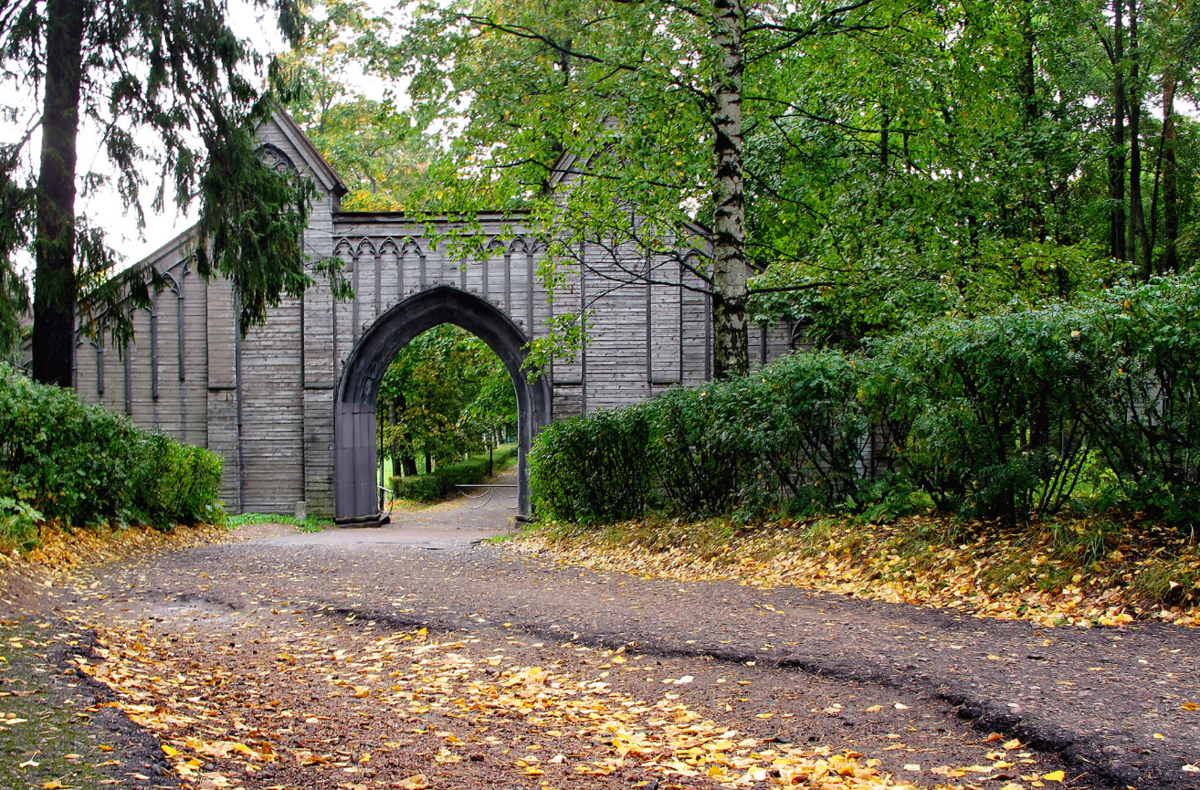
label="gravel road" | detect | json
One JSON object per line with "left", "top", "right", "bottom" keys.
{"left": 11, "top": 481, "right": 1199, "bottom": 789}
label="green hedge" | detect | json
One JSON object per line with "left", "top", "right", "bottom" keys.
{"left": 530, "top": 275, "right": 1200, "bottom": 527}
{"left": 529, "top": 407, "right": 652, "bottom": 523}
{"left": 391, "top": 445, "right": 517, "bottom": 502}
{"left": 0, "top": 363, "right": 224, "bottom": 548}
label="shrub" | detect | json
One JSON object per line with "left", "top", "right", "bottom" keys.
{"left": 644, "top": 351, "right": 866, "bottom": 518}
{"left": 0, "top": 363, "right": 224, "bottom": 533}
{"left": 528, "top": 274, "right": 1200, "bottom": 529}
{"left": 1077, "top": 277, "right": 1200, "bottom": 523}
{"left": 392, "top": 445, "right": 518, "bottom": 502}
{"left": 869, "top": 306, "right": 1097, "bottom": 520}
{"left": 0, "top": 495, "right": 42, "bottom": 553}
{"left": 530, "top": 407, "right": 652, "bottom": 522}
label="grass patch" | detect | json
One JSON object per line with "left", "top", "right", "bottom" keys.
{"left": 0, "top": 621, "right": 118, "bottom": 790}
{"left": 225, "top": 513, "right": 330, "bottom": 533}
{"left": 516, "top": 512, "right": 1200, "bottom": 628}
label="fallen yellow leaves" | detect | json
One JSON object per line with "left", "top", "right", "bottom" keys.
{"left": 515, "top": 514, "right": 1200, "bottom": 628}
{"left": 72, "top": 621, "right": 932, "bottom": 789}
{"left": 12, "top": 521, "right": 233, "bottom": 578}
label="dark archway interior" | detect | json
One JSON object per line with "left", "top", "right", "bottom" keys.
{"left": 335, "top": 286, "right": 550, "bottom": 523}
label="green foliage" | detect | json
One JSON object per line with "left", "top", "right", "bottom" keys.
{"left": 0, "top": 364, "right": 223, "bottom": 535}
{"left": 378, "top": 325, "right": 517, "bottom": 471}
{"left": 0, "top": 496, "right": 42, "bottom": 553}
{"left": 532, "top": 351, "right": 866, "bottom": 521}
{"left": 225, "top": 512, "right": 329, "bottom": 533}
{"left": 532, "top": 275, "right": 1200, "bottom": 528}
{"left": 391, "top": 445, "right": 517, "bottom": 502}
{"left": 1077, "top": 276, "right": 1200, "bottom": 522}
{"left": 275, "top": 0, "right": 525, "bottom": 214}
{"left": 530, "top": 408, "right": 653, "bottom": 524}
{"left": 868, "top": 307, "right": 1096, "bottom": 519}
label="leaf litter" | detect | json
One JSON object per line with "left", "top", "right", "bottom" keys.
{"left": 67, "top": 617, "right": 968, "bottom": 789}
{"left": 513, "top": 515, "right": 1199, "bottom": 629}
{"left": 4, "top": 517, "right": 1087, "bottom": 789}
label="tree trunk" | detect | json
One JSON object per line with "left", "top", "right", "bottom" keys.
{"left": 709, "top": 0, "right": 748, "bottom": 379}
{"left": 1109, "top": 0, "right": 1126, "bottom": 262}
{"left": 1126, "top": 0, "right": 1151, "bottom": 279}
{"left": 31, "top": 0, "right": 86, "bottom": 388}
{"left": 402, "top": 453, "right": 418, "bottom": 477}
{"left": 424, "top": 451, "right": 432, "bottom": 475}
{"left": 1019, "top": 2, "right": 1045, "bottom": 242}
{"left": 879, "top": 101, "right": 889, "bottom": 171}
{"left": 1161, "top": 72, "right": 1179, "bottom": 273}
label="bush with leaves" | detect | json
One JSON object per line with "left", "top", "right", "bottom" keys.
{"left": 640, "top": 351, "right": 867, "bottom": 518}
{"left": 0, "top": 364, "right": 223, "bottom": 537}
{"left": 1076, "top": 277, "right": 1200, "bottom": 523}
{"left": 530, "top": 276, "right": 1200, "bottom": 529}
{"left": 391, "top": 445, "right": 518, "bottom": 502}
{"left": 530, "top": 408, "right": 653, "bottom": 523}
{"left": 868, "top": 307, "right": 1098, "bottom": 520}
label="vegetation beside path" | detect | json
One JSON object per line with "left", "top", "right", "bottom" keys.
{"left": 516, "top": 513, "right": 1199, "bottom": 630}
{"left": 0, "top": 364, "right": 225, "bottom": 557}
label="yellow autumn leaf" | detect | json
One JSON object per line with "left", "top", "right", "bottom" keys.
{"left": 161, "top": 744, "right": 179, "bottom": 757}
{"left": 397, "top": 775, "right": 428, "bottom": 790}
{"left": 1043, "top": 770, "right": 1066, "bottom": 781}
{"left": 1182, "top": 701, "right": 1198, "bottom": 712}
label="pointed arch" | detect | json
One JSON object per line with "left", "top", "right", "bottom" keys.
{"left": 334, "top": 286, "right": 550, "bottom": 524}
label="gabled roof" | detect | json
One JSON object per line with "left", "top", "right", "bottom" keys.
{"left": 269, "top": 106, "right": 348, "bottom": 198}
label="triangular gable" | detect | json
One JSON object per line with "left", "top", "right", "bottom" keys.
{"left": 264, "top": 107, "right": 348, "bottom": 199}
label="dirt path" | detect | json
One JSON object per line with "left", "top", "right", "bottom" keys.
{"left": 8, "top": 486, "right": 1199, "bottom": 789}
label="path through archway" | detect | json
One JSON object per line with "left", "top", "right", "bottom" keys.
{"left": 335, "top": 286, "right": 550, "bottom": 524}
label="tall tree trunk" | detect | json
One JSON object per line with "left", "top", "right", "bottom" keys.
{"left": 1109, "top": 0, "right": 1126, "bottom": 262}
{"left": 31, "top": 0, "right": 86, "bottom": 387}
{"left": 709, "top": 0, "right": 748, "bottom": 379}
{"left": 1161, "top": 72, "right": 1179, "bottom": 273}
{"left": 879, "top": 100, "right": 889, "bottom": 170}
{"left": 1019, "top": 2, "right": 1045, "bottom": 241}
{"left": 1126, "top": 0, "right": 1151, "bottom": 279}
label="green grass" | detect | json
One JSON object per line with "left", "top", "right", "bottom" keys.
{"left": 1, "top": 621, "right": 119, "bottom": 789}
{"left": 225, "top": 513, "right": 330, "bottom": 533}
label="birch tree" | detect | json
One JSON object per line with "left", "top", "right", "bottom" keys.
{"left": 391, "top": 0, "right": 881, "bottom": 377}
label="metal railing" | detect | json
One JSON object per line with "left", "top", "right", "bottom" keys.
{"left": 455, "top": 483, "right": 518, "bottom": 509}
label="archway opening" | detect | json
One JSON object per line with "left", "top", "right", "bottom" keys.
{"left": 377, "top": 324, "right": 519, "bottom": 498}
{"left": 335, "top": 286, "right": 550, "bottom": 525}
